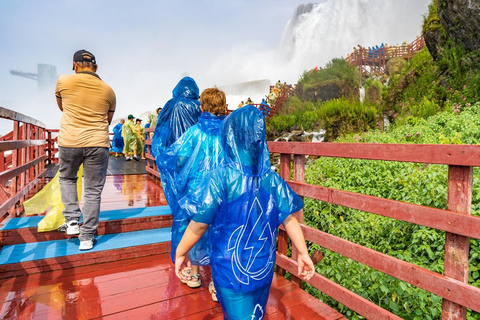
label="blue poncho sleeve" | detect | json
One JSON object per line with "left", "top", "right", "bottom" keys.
{"left": 268, "top": 172, "right": 304, "bottom": 225}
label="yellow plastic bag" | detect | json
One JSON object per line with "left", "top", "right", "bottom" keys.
{"left": 23, "top": 165, "right": 83, "bottom": 232}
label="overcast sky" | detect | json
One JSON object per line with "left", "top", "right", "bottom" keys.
{"left": 0, "top": 0, "right": 430, "bottom": 130}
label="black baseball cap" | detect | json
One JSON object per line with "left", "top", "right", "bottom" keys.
{"left": 72, "top": 50, "right": 96, "bottom": 69}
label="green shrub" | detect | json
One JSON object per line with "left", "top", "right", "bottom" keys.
{"left": 302, "top": 103, "right": 480, "bottom": 319}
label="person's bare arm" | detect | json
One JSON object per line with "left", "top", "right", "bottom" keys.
{"left": 175, "top": 221, "right": 209, "bottom": 280}
{"left": 108, "top": 110, "right": 115, "bottom": 124}
{"left": 56, "top": 97, "right": 63, "bottom": 111}
{"left": 283, "top": 214, "right": 315, "bottom": 280}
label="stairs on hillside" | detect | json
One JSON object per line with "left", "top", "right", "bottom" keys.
{"left": 0, "top": 206, "right": 173, "bottom": 279}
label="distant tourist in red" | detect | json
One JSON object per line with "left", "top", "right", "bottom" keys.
{"left": 55, "top": 49, "right": 116, "bottom": 250}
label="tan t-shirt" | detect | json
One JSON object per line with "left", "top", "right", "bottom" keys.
{"left": 55, "top": 72, "right": 116, "bottom": 148}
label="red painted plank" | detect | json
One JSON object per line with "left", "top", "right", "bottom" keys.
{"left": 0, "top": 155, "right": 47, "bottom": 185}
{"left": 288, "top": 181, "right": 480, "bottom": 240}
{"left": 276, "top": 253, "right": 402, "bottom": 320}
{"left": 276, "top": 153, "right": 291, "bottom": 277}
{"left": 299, "top": 225, "right": 480, "bottom": 313}
{"left": 0, "top": 250, "right": 343, "bottom": 320}
{"left": 268, "top": 142, "right": 480, "bottom": 166}
{"left": 442, "top": 166, "right": 473, "bottom": 319}
{"left": 0, "top": 242, "right": 170, "bottom": 279}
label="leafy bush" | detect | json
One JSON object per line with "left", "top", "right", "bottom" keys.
{"left": 302, "top": 103, "right": 480, "bottom": 319}
{"left": 318, "top": 98, "right": 378, "bottom": 141}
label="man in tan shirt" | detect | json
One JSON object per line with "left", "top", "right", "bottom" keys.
{"left": 55, "top": 49, "right": 116, "bottom": 250}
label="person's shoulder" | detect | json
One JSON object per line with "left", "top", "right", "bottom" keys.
{"left": 57, "top": 73, "right": 75, "bottom": 83}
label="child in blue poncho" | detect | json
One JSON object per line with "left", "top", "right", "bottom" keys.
{"left": 158, "top": 88, "right": 227, "bottom": 290}
{"left": 175, "top": 105, "right": 314, "bottom": 319}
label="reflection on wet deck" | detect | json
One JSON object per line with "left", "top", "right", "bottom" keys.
{"left": 0, "top": 253, "right": 343, "bottom": 319}
{"left": 99, "top": 175, "right": 168, "bottom": 210}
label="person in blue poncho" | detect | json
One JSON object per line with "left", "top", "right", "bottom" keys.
{"left": 158, "top": 87, "right": 227, "bottom": 291}
{"left": 150, "top": 77, "right": 202, "bottom": 249}
{"left": 110, "top": 119, "right": 124, "bottom": 156}
{"left": 175, "top": 105, "right": 314, "bottom": 319}
{"left": 151, "top": 77, "right": 202, "bottom": 159}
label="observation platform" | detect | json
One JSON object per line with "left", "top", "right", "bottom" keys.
{"left": 2, "top": 106, "right": 480, "bottom": 319}
{"left": 0, "top": 168, "right": 345, "bottom": 320}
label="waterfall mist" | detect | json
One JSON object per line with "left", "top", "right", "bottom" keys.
{"left": 210, "top": 0, "right": 430, "bottom": 86}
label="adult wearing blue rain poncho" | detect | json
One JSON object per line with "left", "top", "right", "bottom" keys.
{"left": 158, "top": 88, "right": 227, "bottom": 289}
{"left": 175, "top": 106, "right": 314, "bottom": 320}
{"left": 151, "top": 77, "right": 202, "bottom": 159}
{"left": 151, "top": 77, "right": 202, "bottom": 226}
{"left": 110, "top": 119, "right": 124, "bottom": 156}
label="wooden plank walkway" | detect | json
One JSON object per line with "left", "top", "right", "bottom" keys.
{"left": 0, "top": 173, "right": 346, "bottom": 319}
{"left": 0, "top": 253, "right": 345, "bottom": 319}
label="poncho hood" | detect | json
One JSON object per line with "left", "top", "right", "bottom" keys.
{"left": 222, "top": 105, "right": 270, "bottom": 177}
{"left": 172, "top": 76, "right": 200, "bottom": 100}
{"left": 151, "top": 77, "right": 201, "bottom": 157}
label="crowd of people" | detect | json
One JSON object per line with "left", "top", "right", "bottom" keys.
{"left": 110, "top": 107, "right": 162, "bottom": 161}
{"left": 55, "top": 49, "right": 313, "bottom": 319}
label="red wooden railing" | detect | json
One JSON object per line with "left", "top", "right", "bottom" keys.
{"left": 270, "top": 142, "right": 480, "bottom": 320}
{"left": 346, "top": 36, "right": 425, "bottom": 75}
{"left": 46, "top": 129, "right": 59, "bottom": 164}
{"left": 0, "top": 107, "right": 48, "bottom": 221}
{"left": 138, "top": 126, "right": 480, "bottom": 319}
{"left": 144, "top": 127, "right": 158, "bottom": 178}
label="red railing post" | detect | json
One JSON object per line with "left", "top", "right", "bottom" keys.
{"left": 442, "top": 165, "right": 473, "bottom": 319}
{"left": 11, "top": 121, "right": 20, "bottom": 195}
{"left": 47, "top": 130, "right": 52, "bottom": 164}
{"left": 291, "top": 154, "right": 306, "bottom": 287}
{"left": 277, "top": 153, "right": 292, "bottom": 277}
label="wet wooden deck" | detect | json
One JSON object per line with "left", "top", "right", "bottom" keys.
{"left": 0, "top": 164, "right": 346, "bottom": 319}
{"left": 0, "top": 253, "right": 345, "bottom": 319}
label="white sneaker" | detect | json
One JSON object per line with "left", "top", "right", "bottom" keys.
{"left": 79, "top": 238, "right": 97, "bottom": 251}
{"left": 58, "top": 221, "right": 80, "bottom": 236}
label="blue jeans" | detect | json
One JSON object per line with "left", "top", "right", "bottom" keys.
{"left": 59, "top": 146, "right": 109, "bottom": 241}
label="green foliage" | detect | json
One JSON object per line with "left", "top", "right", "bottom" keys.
{"left": 302, "top": 103, "right": 480, "bottom": 319}
{"left": 296, "top": 58, "right": 361, "bottom": 102}
{"left": 318, "top": 98, "right": 378, "bottom": 141}
{"left": 298, "top": 58, "right": 361, "bottom": 92}
{"left": 268, "top": 97, "right": 379, "bottom": 139}
{"left": 385, "top": 48, "right": 447, "bottom": 116}
{"left": 422, "top": 0, "right": 441, "bottom": 34}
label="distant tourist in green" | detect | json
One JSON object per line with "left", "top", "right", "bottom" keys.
{"left": 122, "top": 114, "right": 140, "bottom": 161}
{"left": 134, "top": 118, "right": 146, "bottom": 160}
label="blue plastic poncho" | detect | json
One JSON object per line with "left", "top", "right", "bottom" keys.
{"left": 159, "top": 112, "right": 225, "bottom": 265}
{"left": 151, "top": 77, "right": 202, "bottom": 159}
{"left": 180, "top": 105, "right": 303, "bottom": 318}
{"left": 110, "top": 123, "right": 124, "bottom": 153}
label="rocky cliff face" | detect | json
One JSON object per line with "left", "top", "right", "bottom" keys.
{"left": 437, "top": 0, "right": 480, "bottom": 52}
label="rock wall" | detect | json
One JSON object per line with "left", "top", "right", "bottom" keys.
{"left": 437, "top": 0, "right": 480, "bottom": 52}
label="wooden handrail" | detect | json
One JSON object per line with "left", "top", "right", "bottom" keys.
{"left": 0, "top": 107, "right": 47, "bottom": 219}
{"left": 268, "top": 141, "right": 480, "bottom": 166}
{"left": 0, "top": 106, "right": 46, "bottom": 128}
{"left": 288, "top": 181, "right": 480, "bottom": 239}
{"left": 273, "top": 141, "right": 478, "bottom": 319}
{"left": 0, "top": 139, "right": 47, "bottom": 152}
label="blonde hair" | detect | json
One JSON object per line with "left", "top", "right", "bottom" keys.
{"left": 200, "top": 88, "right": 226, "bottom": 116}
